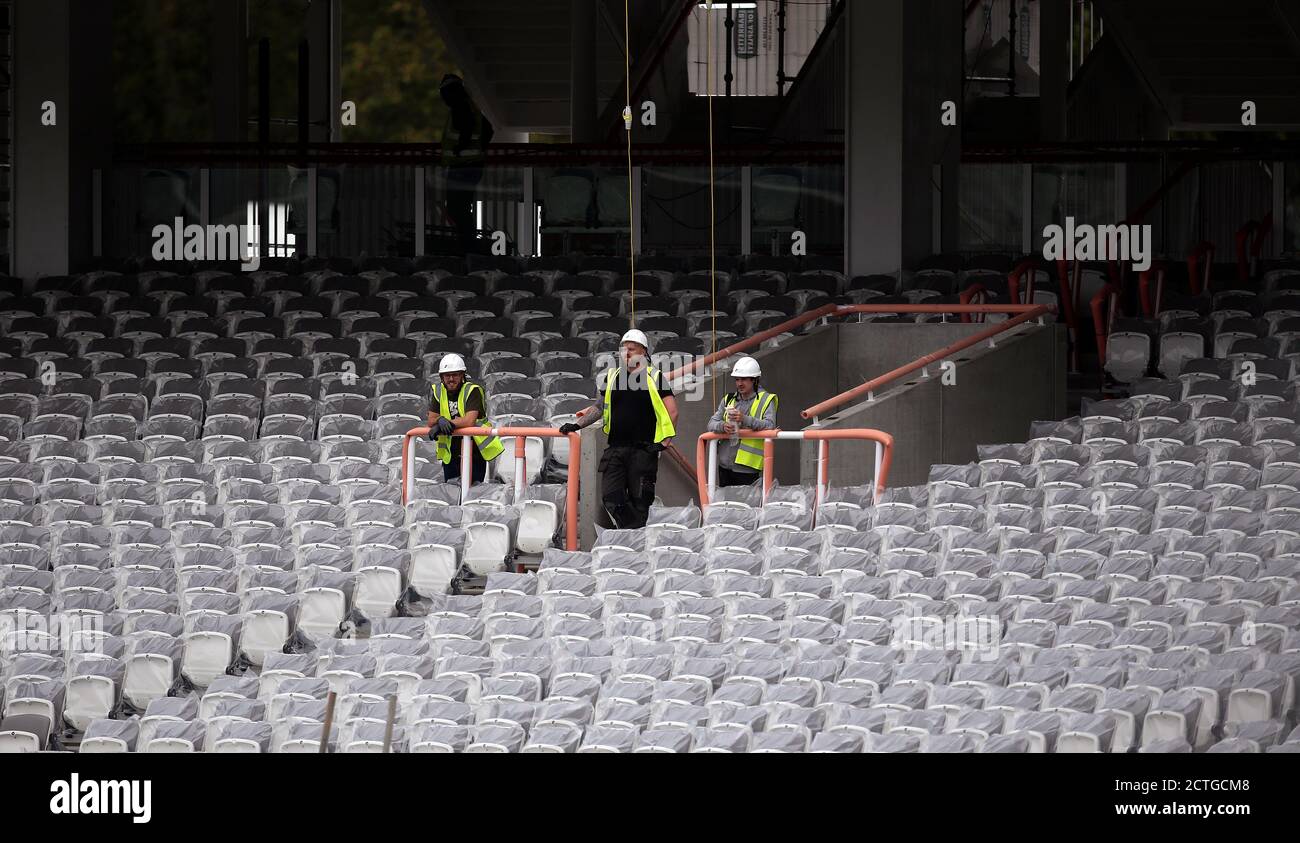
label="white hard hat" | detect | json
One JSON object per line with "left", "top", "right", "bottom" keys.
{"left": 620, "top": 329, "right": 650, "bottom": 351}
{"left": 438, "top": 353, "right": 467, "bottom": 374}
{"left": 731, "top": 356, "right": 761, "bottom": 378}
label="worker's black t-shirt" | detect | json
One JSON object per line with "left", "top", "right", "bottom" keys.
{"left": 430, "top": 382, "right": 486, "bottom": 457}
{"left": 603, "top": 367, "right": 673, "bottom": 447}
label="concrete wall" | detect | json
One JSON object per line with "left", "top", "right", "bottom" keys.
{"left": 802, "top": 322, "right": 1068, "bottom": 489}
{"left": 833, "top": 321, "right": 992, "bottom": 397}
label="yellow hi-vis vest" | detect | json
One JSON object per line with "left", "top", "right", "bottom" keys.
{"left": 726, "top": 390, "right": 779, "bottom": 471}
{"left": 431, "top": 381, "right": 503, "bottom": 464}
{"left": 602, "top": 366, "right": 676, "bottom": 444}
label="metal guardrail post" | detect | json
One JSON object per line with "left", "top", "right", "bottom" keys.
{"left": 402, "top": 426, "right": 581, "bottom": 551}
{"left": 696, "top": 428, "right": 894, "bottom": 518}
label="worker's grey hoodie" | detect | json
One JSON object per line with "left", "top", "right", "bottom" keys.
{"left": 705, "top": 389, "right": 779, "bottom": 474}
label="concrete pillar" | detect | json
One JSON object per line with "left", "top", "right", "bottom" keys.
{"left": 844, "top": 0, "right": 902, "bottom": 277}
{"left": 69, "top": 0, "right": 114, "bottom": 273}
{"left": 844, "top": 0, "right": 962, "bottom": 276}
{"left": 14, "top": 0, "right": 71, "bottom": 279}
{"left": 569, "top": 0, "right": 598, "bottom": 143}
{"left": 308, "top": 0, "right": 341, "bottom": 142}
{"left": 211, "top": 0, "right": 248, "bottom": 143}
{"left": 577, "top": 425, "right": 606, "bottom": 550}
{"left": 1039, "top": 0, "right": 1069, "bottom": 141}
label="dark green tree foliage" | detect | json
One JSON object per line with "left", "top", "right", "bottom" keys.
{"left": 341, "top": 0, "right": 460, "bottom": 142}
{"left": 113, "top": 0, "right": 459, "bottom": 144}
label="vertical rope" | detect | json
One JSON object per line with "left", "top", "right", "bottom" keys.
{"left": 705, "top": 2, "right": 717, "bottom": 409}
{"left": 624, "top": 0, "right": 636, "bottom": 324}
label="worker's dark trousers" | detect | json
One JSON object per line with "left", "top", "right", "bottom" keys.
{"left": 717, "top": 466, "right": 761, "bottom": 488}
{"left": 599, "top": 444, "right": 660, "bottom": 530}
{"left": 443, "top": 445, "right": 487, "bottom": 484}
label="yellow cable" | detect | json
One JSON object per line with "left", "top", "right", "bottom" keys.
{"left": 705, "top": 3, "right": 717, "bottom": 409}
{"left": 624, "top": 0, "right": 636, "bottom": 324}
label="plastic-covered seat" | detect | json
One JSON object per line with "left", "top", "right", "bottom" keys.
{"left": 63, "top": 657, "right": 124, "bottom": 732}
{"left": 78, "top": 717, "right": 139, "bottom": 753}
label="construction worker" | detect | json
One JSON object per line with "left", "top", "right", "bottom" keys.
{"left": 428, "top": 353, "right": 502, "bottom": 483}
{"left": 560, "top": 329, "right": 678, "bottom": 530}
{"left": 439, "top": 73, "right": 494, "bottom": 253}
{"left": 705, "top": 356, "right": 778, "bottom": 487}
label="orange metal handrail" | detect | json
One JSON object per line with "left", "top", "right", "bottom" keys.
{"left": 664, "top": 302, "right": 1050, "bottom": 381}
{"left": 1235, "top": 214, "right": 1273, "bottom": 283}
{"left": 958, "top": 284, "right": 987, "bottom": 322}
{"left": 1055, "top": 258, "right": 1083, "bottom": 372}
{"left": 1137, "top": 260, "right": 1166, "bottom": 319}
{"left": 664, "top": 303, "right": 840, "bottom": 380}
{"left": 1187, "top": 241, "right": 1215, "bottom": 297}
{"left": 1253, "top": 212, "right": 1273, "bottom": 262}
{"left": 1091, "top": 281, "right": 1123, "bottom": 375}
{"left": 1008, "top": 257, "right": 1040, "bottom": 306}
{"left": 1123, "top": 158, "right": 1198, "bottom": 227}
{"left": 401, "top": 426, "right": 582, "bottom": 552}
{"left": 695, "top": 428, "right": 894, "bottom": 512}
{"left": 799, "top": 304, "right": 1055, "bottom": 420}
{"left": 663, "top": 442, "right": 698, "bottom": 486}
{"left": 1236, "top": 220, "right": 1257, "bottom": 285}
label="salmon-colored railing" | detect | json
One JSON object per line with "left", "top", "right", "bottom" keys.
{"left": 1138, "top": 261, "right": 1166, "bottom": 318}
{"left": 665, "top": 302, "right": 1052, "bottom": 383}
{"left": 696, "top": 428, "right": 894, "bottom": 513}
{"left": 1254, "top": 212, "right": 1273, "bottom": 263}
{"left": 1055, "top": 258, "right": 1083, "bottom": 372}
{"left": 799, "top": 304, "right": 1055, "bottom": 420}
{"left": 1090, "top": 281, "right": 1123, "bottom": 374}
{"left": 664, "top": 302, "right": 841, "bottom": 380}
{"left": 1236, "top": 221, "right": 1258, "bottom": 285}
{"left": 1008, "top": 257, "right": 1041, "bottom": 307}
{"left": 1187, "top": 241, "right": 1215, "bottom": 297}
{"left": 662, "top": 442, "right": 699, "bottom": 486}
{"left": 1236, "top": 214, "right": 1273, "bottom": 284}
{"left": 401, "top": 426, "right": 581, "bottom": 551}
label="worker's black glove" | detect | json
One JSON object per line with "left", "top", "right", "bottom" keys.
{"left": 558, "top": 423, "right": 581, "bottom": 435}
{"left": 646, "top": 443, "right": 666, "bottom": 455}
{"left": 434, "top": 417, "right": 456, "bottom": 436}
